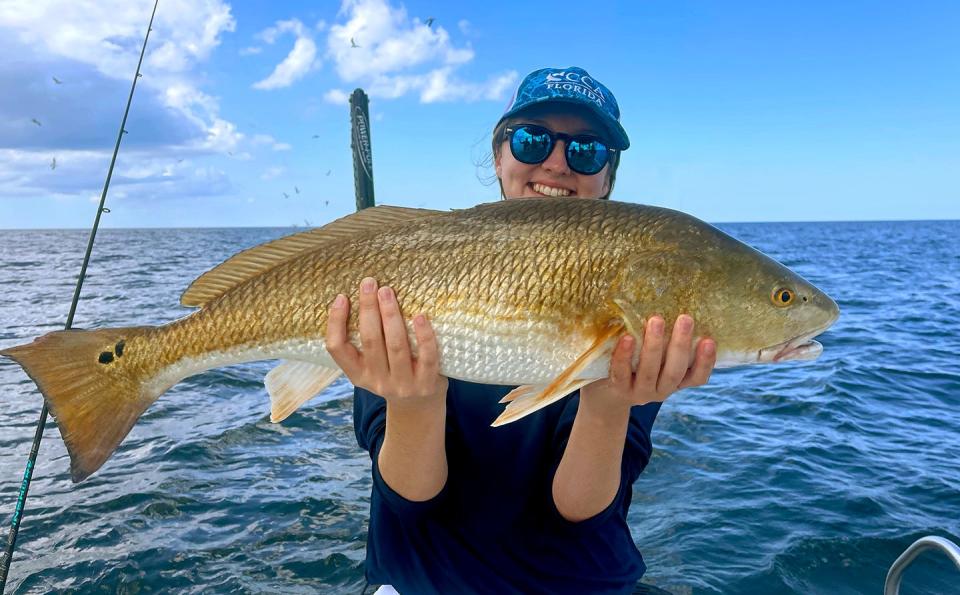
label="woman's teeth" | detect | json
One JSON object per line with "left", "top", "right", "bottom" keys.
{"left": 532, "top": 183, "right": 571, "bottom": 197}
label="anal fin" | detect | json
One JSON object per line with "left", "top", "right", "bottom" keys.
{"left": 492, "top": 379, "right": 595, "bottom": 427}
{"left": 266, "top": 360, "right": 343, "bottom": 422}
{"left": 499, "top": 384, "right": 538, "bottom": 404}
{"left": 491, "top": 323, "right": 624, "bottom": 427}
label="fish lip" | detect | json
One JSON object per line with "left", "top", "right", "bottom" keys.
{"left": 761, "top": 319, "right": 837, "bottom": 363}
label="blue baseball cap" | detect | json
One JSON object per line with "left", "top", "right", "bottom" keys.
{"left": 499, "top": 66, "right": 629, "bottom": 150}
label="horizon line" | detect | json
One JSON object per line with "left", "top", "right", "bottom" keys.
{"left": 2, "top": 217, "right": 959, "bottom": 232}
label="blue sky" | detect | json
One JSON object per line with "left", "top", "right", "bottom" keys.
{"left": 0, "top": 0, "right": 957, "bottom": 228}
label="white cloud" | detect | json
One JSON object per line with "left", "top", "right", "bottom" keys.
{"left": 324, "top": 89, "right": 350, "bottom": 104}
{"left": 260, "top": 166, "right": 284, "bottom": 180}
{"left": 419, "top": 67, "right": 518, "bottom": 103}
{"left": 163, "top": 83, "right": 244, "bottom": 152}
{"left": 250, "top": 133, "right": 291, "bottom": 151}
{"left": 0, "top": 0, "right": 242, "bottom": 154}
{"left": 0, "top": 0, "right": 235, "bottom": 82}
{"left": 0, "top": 0, "right": 247, "bottom": 212}
{"left": 251, "top": 134, "right": 277, "bottom": 145}
{"left": 239, "top": 46, "right": 262, "bottom": 56}
{"left": 0, "top": 0, "right": 233, "bottom": 76}
{"left": 0, "top": 147, "right": 231, "bottom": 204}
{"left": 327, "top": 0, "right": 467, "bottom": 81}
{"left": 324, "top": 0, "right": 516, "bottom": 103}
{"left": 457, "top": 19, "right": 471, "bottom": 36}
{"left": 252, "top": 18, "right": 320, "bottom": 90}
{"left": 257, "top": 18, "right": 305, "bottom": 44}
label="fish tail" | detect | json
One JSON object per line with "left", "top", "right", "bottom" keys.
{"left": 1, "top": 326, "right": 159, "bottom": 482}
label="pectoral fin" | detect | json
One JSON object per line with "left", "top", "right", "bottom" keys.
{"left": 612, "top": 297, "right": 646, "bottom": 344}
{"left": 491, "top": 323, "right": 624, "bottom": 427}
{"left": 266, "top": 360, "right": 343, "bottom": 422}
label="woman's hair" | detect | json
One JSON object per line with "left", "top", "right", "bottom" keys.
{"left": 489, "top": 116, "right": 621, "bottom": 200}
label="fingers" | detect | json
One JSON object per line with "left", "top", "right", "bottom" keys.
{"left": 635, "top": 316, "right": 665, "bottom": 391}
{"left": 658, "top": 315, "right": 695, "bottom": 394}
{"left": 325, "top": 293, "right": 361, "bottom": 376}
{"left": 412, "top": 313, "right": 442, "bottom": 381}
{"left": 595, "top": 315, "right": 713, "bottom": 409}
{"left": 357, "top": 277, "right": 389, "bottom": 377}
{"left": 608, "top": 334, "right": 635, "bottom": 390}
{"left": 378, "top": 285, "right": 414, "bottom": 385}
{"left": 678, "top": 339, "right": 717, "bottom": 389}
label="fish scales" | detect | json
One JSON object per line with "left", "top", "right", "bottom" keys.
{"left": 1, "top": 198, "right": 840, "bottom": 480}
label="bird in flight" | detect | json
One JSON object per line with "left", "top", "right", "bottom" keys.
{"left": 312, "top": 134, "right": 320, "bottom": 139}
{"left": 31, "top": 118, "right": 42, "bottom": 126}
{"left": 326, "top": 169, "right": 332, "bottom": 176}
{"left": 425, "top": 17, "right": 435, "bottom": 27}
{"left": 52, "top": 76, "right": 63, "bottom": 84}
{"left": 350, "top": 37, "right": 360, "bottom": 48}
{"left": 294, "top": 186, "right": 300, "bottom": 194}
{"left": 283, "top": 192, "right": 289, "bottom": 199}
{"left": 50, "top": 157, "right": 57, "bottom": 170}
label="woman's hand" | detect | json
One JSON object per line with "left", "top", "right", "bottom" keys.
{"left": 553, "top": 315, "right": 716, "bottom": 522}
{"left": 580, "top": 315, "right": 716, "bottom": 417}
{"left": 325, "top": 276, "right": 448, "bottom": 408}
{"left": 328, "top": 277, "right": 449, "bottom": 502}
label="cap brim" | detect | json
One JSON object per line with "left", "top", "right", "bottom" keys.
{"left": 498, "top": 96, "right": 630, "bottom": 150}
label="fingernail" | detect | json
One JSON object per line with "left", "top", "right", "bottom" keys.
{"left": 378, "top": 286, "right": 393, "bottom": 302}
{"left": 650, "top": 317, "right": 664, "bottom": 336}
{"left": 332, "top": 294, "right": 346, "bottom": 309}
{"left": 414, "top": 314, "right": 426, "bottom": 327}
{"left": 361, "top": 278, "right": 376, "bottom": 294}
{"left": 704, "top": 340, "right": 716, "bottom": 356}
{"left": 622, "top": 335, "right": 634, "bottom": 349}
{"left": 678, "top": 315, "right": 693, "bottom": 333}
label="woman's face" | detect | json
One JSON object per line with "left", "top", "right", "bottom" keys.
{"left": 495, "top": 105, "right": 612, "bottom": 200}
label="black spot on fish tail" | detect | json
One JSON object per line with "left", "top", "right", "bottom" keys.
{"left": 115, "top": 340, "right": 125, "bottom": 357}
{"left": 98, "top": 351, "right": 114, "bottom": 364}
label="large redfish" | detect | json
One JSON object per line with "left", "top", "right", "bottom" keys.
{"left": 2, "top": 198, "right": 839, "bottom": 481}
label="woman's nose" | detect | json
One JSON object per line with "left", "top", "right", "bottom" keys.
{"left": 541, "top": 140, "right": 570, "bottom": 174}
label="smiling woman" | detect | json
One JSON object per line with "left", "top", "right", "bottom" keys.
{"left": 346, "top": 66, "right": 720, "bottom": 595}
{"left": 491, "top": 67, "right": 626, "bottom": 201}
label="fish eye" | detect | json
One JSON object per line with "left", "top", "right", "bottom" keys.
{"left": 772, "top": 287, "right": 795, "bottom": 307}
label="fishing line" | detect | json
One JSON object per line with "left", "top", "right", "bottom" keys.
{"left": 0, "top": 1, "right": 160, "bottom": 590}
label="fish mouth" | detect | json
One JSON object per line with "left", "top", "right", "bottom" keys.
{"left": 758, "top": 320, "right": 836, "bottom": 364}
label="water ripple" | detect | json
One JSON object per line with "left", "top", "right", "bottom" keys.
{"left": 2, "top": 222, "right": 960, "bottom": 593}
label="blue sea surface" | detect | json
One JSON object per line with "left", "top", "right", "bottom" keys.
{"left": 0, "top": 220, "right": 958, "bottom": 594}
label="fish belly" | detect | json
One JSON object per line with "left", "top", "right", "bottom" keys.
{"left": 145, "top": 315, "right": 612, "bottom": 394}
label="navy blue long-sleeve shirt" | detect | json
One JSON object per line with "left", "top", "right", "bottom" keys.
{"left": 354, "top": 379, "right": 662, "bottom": 594}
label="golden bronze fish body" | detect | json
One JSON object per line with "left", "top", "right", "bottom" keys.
{"left": 2, "top": 198, "right": 839, "bottom": 480}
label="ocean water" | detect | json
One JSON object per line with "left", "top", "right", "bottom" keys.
{"left": 0, "top": 220, "right": 958, "bottom": 594}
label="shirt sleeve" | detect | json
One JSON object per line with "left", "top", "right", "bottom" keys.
{"left": 353, "top": 386, "right": 450, "bottom": 523}
{"left": 546, "top": 393, "right": 662, "bottom": 530}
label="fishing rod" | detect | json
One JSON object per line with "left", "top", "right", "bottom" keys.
{"left": 0, "top": 0, "right": 160, "bottom": 590}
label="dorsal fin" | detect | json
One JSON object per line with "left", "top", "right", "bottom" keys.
{"left": 181, "top": 205, "right": 444, "bottom": 307}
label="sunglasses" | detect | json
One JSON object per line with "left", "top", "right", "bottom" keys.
{"left": 505, "top": 124, "right": 614, "bottom": 176}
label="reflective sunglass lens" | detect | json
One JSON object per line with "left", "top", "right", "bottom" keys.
{"left": 511, "top": 126, "right": 552, "bottom": 164}
{"left": 567, "top": 139, "right": 609, "bottom": 175}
